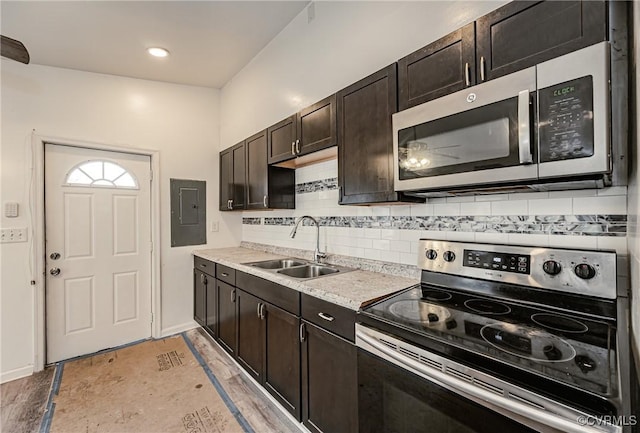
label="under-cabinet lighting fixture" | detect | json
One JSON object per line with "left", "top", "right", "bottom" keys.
{"left": 147, "top": 47, "right": 169, "bottom": 58}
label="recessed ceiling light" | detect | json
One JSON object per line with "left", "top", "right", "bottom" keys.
{"left": 147, "top": 47, "right": 169, "bottom": 58}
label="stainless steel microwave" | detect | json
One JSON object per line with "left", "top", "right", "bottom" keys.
{"left": 393, "top": 42, "right": 615, "bottom": 196}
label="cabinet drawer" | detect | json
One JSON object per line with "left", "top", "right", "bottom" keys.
{"left": 216, "top": 264, "right": 236, "bottom": 286}
{"left": 194, "top": 256, "right": 215, "bottom": 276}
{"left": 236, "top": 271, "right": 300, "bottom": 315}
{"left": 301, "top": 294, "right": 356, "bottom": 342}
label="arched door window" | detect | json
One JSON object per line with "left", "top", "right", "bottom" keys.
{"left": 64, "top": 160, "right": 138, "bottom": 189}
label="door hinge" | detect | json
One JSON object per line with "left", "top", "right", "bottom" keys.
{"left": 151, "top": 312, "right": 154, "bottom": 324}
{"left": 150, "top": 169, "right": 153, "bottom": 180}
{"left": 150, "top": 241, "right": 153, "bottom": 252}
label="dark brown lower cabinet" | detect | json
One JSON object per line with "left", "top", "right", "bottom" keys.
{"left": 217, "top": 280, "right": 237, "bottom": 356}
{"left": 264, "top": 303, "right": 301, "bottom": 419}
{"left": 236, "top": 290, "right": 263, "bottom": 381}
{"left": 302, "top": 321, "right": 358, "bottom": 433}
{"left": 193, "top": 269, "right": 206, "bottom": 327}
{"left": 205, "top": 278, "right": 216, "bottom": 336}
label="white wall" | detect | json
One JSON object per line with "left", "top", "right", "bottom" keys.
{"left": 0, "top": 62, "right": 240, "bottom": 382}
{"left": 629, "top": 4, "right": 640, "bottom": 368}
{"left": 220, "top": 1, "right": 509, "bottom": 147}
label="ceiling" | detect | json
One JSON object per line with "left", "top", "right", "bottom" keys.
{"left": 1, "top": 1, "right": 309, "bottom": 88}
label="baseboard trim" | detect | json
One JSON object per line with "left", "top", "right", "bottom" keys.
{"left": 1, "top": 365, "right": 34, "bottom": 384}
{"left": 161, "top": 321, "right": 198, "bottom": 338}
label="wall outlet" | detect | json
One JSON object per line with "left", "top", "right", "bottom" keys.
{"left": 0, "top": 228, "right": 28, "bottom": 243}
{"left": 210, "top": 221, "right": 219, "bottom": 232}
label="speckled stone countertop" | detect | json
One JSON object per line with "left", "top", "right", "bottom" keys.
{"left": 192, "top": 247, "right": 418, "bottom": 311}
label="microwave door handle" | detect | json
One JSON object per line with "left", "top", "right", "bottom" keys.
{"left": 518, "top": 90, "right": 533, "bottom": 164}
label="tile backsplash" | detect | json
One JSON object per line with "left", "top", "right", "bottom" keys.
{"left": 242, "top": 160, "right": 628, "bottom": 266}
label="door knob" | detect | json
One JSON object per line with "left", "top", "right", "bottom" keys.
{"left": 50, "top": 268, "right": 61, "bottom": 276}
{"left": 50, "top": 252, "right": 61, "bottom": 260}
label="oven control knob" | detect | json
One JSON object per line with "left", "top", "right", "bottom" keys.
{"left": 425, "top": 249, "right": 438, "bottom": 260}
{"left": 542, "top": 260, "right": 562, "bottom": 276}
{"left": 443, "top": 251, "right": 456, "bottom": 262}
{"left": 574, "top": 264, "right": 596, "bottom": 280}
{"left": 427, "top": 313, "right": 439, "bottom": 323}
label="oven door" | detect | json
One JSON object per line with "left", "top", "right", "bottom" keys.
{"left": 393, "top": 67, "right": 537, "bottom": 193}
{"left": 356, "top": 324, "right": 616, "bottom": 433}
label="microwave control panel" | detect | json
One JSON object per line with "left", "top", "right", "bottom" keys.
{"left": 538, "top": 75, "right": 594, "bottom": 163}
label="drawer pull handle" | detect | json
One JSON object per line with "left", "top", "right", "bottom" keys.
{"left": 221, "top": 272, "right": 229, "bottom": 277}
{"left": 200, "top": 264, "right": 207, "bottom": 268}
{"left": 300, "top": 322, "right": 306, "bottom": 343}
{"left": 318, "top": 312, "right": 335, "bottom": 322}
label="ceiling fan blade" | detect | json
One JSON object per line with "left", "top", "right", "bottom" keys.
{"left": 1, "top": 35, "right": 30, "bottom": 64}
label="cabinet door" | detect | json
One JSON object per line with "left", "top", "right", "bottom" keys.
{"left": 338, "top": 64, "right": 420, "bottom": 205}
{"left": 476, "top": 0, "right": 606, "bottom": 82}
{"left": 205, "top": 277, "right": 216, "bottom": 337}
{"left": 264, "top": 303, "right": 301, "bottom": 420}
{"left": 219, "top": 149, "right": 233, "bottom": 211}
{"left": 302, "top": 322, "right": 358, "bottom": 433}
{"left": 193, "top": 270, "right": 206, "bottom": 326}
{"left": 236, "top": 290, "right": 264, "bottom": 381}
{"left": 231, "top": 142, "right": 246, "bottom": 210}
{"left": 267, "top": 116, "right": 297, "bottom": 164}
{"left": 398, "top": 23, "right": 475, "bottom": 110}
{"left": 297, "top": 94, "right": 337, "bottom": 156}
{"left": 217, "top": 280, "right": 237, "bottom": 356}
{"left": 246, "top": 130, "right": 269, "bottom": 210}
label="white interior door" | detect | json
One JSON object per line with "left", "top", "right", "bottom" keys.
{"left": 45, "top": 144, "right": 152, "bottom": 363}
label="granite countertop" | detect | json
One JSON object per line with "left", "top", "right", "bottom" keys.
{"left": 192, "top": 247, "right": 418, "bottom": 311}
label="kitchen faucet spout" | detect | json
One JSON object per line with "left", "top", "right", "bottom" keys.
{"left": 290, "top": 215, "right": 326, "bottom": 263}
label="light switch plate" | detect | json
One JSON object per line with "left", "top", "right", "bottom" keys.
{"left": 210, "top": 221, "right": 219, "bottom": 232}
{"left": 0, "top": 228, "right": 28, "bottom": 243}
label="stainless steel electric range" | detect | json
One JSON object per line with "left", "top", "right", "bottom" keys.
{"left": 357, "top": 240, "right": 632, "bottom": 433}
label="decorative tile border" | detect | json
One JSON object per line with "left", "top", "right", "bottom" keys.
{"left": 295, "top": 177, "right": 338, "bottom": 194}
{"left": 244, "top": 214, "right": 627, "bottom": 236}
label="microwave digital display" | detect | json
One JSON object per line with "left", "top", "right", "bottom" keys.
{"left": 538, "top": 76, "right": 594, "bottom": 163}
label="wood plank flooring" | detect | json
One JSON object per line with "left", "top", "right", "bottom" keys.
{"left": 0, "top": 329, "right": 302, "bottom": 433}
{"left": 1, "top": 367, "right": 54, "bottom": 433}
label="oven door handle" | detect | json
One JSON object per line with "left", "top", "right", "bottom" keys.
{"left": 518, "top": 89, "right": 533, "bottom": 164}
{"left": 357, "top": 331, "right": 614, "bottom": 433}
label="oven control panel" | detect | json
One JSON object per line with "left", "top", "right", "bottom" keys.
{"left": 463, "top": 250, "right": 530, "bottom": 275}
{"left": 419, "top": 240, "right": 617, "bottom": 299}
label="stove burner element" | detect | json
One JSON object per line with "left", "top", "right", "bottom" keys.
{"left": 531, "top": 313, "right": 589, "bottom": 334}
{"left": 464, "top": 299, "right": 511, "bottom": 315}
{"left": 480, "top": 323, "right": 576, "bottom": 363}
{"left": 421, "top": 289, "right": 453, "bottom": 302}
{"left": 388, "top": 300, "right": 451, "bottom": 325}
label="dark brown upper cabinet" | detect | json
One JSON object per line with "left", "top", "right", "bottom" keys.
{"left": 222, "top": 130, "right": 295, "bottom": 211}
{"left": 267, "top": 115, "right": 297, "bottom": 164}
{"left": 268, "top": 95, "right": 337, "bottom": 167}
{"left": 245, "top": 130, "right": 269, "bottom": 209}
{"left": 398, "top": 1, "right": 606, "bottom": 110}
{"left": 476, "top": 1, "right": 606, "bottom": 82}
{"left": 297, "top": 94, "right": 337, "bottom": 156}
{"left": 338, "top": 64, "right": 422, "bottom": 205}
{"left": 219, "top": 141, "right": 245, "bottom": 211}
{"left": 398, "top": 23, "right": 475, "bottom": 110}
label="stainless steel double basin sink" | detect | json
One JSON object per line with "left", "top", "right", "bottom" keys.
{"left": 245, "top": 258, "right": 353, "bottom": 280}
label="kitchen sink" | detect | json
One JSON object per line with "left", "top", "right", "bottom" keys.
{"left": 277, "top": 264, "right": 340, "bottom": 279}
{"left": 248, "top": 258, "right": 307, "bottom": 269}
{"left": 244, "top": 258, "right": 354, "bottom": 280}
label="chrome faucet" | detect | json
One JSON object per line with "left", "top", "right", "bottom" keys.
{"left": 290, "top": 215, "right": 326, "bottom": 263}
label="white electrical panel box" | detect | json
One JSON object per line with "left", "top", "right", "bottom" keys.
{"left": 4, "top": 202, "right": 19, "bottom": 218}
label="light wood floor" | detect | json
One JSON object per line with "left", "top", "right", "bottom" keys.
{"left": 0, "top": 328, "right": 302, "bottom": 433}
